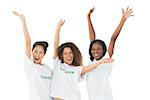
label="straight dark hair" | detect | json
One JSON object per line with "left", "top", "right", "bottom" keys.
{"left": 32, "top": 41, "right": 49, "bottom": 54}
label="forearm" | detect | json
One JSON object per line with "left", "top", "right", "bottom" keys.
{"left": 108, "top": 17, "right": 126, "bottom": 57}
{"left": 54, "top": 27, "right": 61, "bottom": 58}
{"left": 87, "top": 15, "right": 95, "bottom": 42}
{"left": 111, "top": 17, "right": 126, "bottom": 40}
{"left": 21, "top": 19, "right": 31, "bottom": 58}
{"left": 81, "top": 58, "right": 113, "bottom": 75}
{"left": 108, "top": 6, "right": 133, "bottom": 57}
{"left": 22, "top": 19, "right": 31, "bottom": 43}
{"left": 81, "top": 60, "right": 102, "bottom": 75}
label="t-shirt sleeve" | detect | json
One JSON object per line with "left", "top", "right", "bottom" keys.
{"left": 53, "top": 57, "right": 61, "bottom": 69}
{"left": 76, "top": 67, "right": 87, "bottom": 82}
{"left": 108, "top": 62, "right": 113, "bottom": 76}
{"left": 104, "top": 62, "right": 113, "bottom": 76}
{"left": 24, "top": 54, "right": 33, "bottom": 81}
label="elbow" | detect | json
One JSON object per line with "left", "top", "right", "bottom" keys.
{"left": 108, "top": 50, "right": 114, "bottom": 58}
{"left": 109, "top": 52, "right": 113, "bottom": 58}
{"left": 26, "top": 39, "right": 31, "bottom": 44}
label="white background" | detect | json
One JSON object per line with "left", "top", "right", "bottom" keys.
{"left": 0, "top": 0, "right": 150, "bottom": 100}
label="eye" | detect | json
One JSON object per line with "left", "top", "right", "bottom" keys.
{"left": 92, "top": 48, "right": 96, "bottom": 51}
{"left": 40, "top": 51, "right": 43, "bottom": 54}
{"left": 63, "top": 52, "right": 67, "bottom": 55}
{"left": 34, "top": 50, "right": 38, "bottom": 53}
{"left": 97, "top": 47, "right": 103, "bottom": 50}
{"left": 69, "top": 52, "right": 73, "bottom": 56}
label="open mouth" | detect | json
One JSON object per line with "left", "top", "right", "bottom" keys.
{"left": 94, "top": 53, "right": 100, "bottom": 57}
{"left": 67, "top": 58, "right": 72, "bottom": 62}
{"left": 65, "top": 58, "right": 73, "bottom": 64}
{"left": 35, "top": 57, "right": 40, "bottom": 61}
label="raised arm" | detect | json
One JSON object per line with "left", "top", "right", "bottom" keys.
{"left": 54, "top": 19, "right": 65, "bottom": 59}
{"left": 13, "top": 11, "right": 31, "bottom": 59}
{"left": 87, "top": 7, "right": 96, "bottom": 42}
{"left": 81, "top": 58, "right": 113, "bottom": 76}
{"left": 108, "top": 6, "right": 134, "bottom": 57}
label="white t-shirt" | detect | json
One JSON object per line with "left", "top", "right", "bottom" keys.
{"left": 24, "top": 54, "right": 53, "bottom": 100}
{"left": 50, "top": 58, "right": 83, "bottom": 100}
{"left": 86, "top": 53, "right": 113, "bottom": 100}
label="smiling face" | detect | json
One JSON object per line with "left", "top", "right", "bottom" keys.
{"left": 58, "top": 42, "right": 82, "bottom": 66}
{"left": 32, "top": 45, "right": 45, "bottom": 64}
{"left": 91, "top": 42, "right": 104, "bottom": 60}
{"left": 62, "top": 47, "right": 74, "bottom": 65}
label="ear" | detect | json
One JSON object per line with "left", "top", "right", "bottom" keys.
{"left": 31, "top": 50, "right": 34, "bottom": 54}
{"left": 60, "top": 55, "right": 64, "bottom": 63}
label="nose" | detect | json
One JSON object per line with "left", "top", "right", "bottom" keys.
{"left": 67, "top": 53, "right": 71, "bottom": 58}
{"left": 35, "top": 52, "right": 40, "bottom": 57}
{"left": 94, "top": 49, "right": 99, "bottom": 53}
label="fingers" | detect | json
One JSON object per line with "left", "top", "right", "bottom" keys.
{"left": 88, "top": 6, "right": 95, "bottom": 16}
{"left": 59, "top": 19, "right": 65, "bottom": 26}
{"left": 90, "top": 7, "right": 95, "bottom": 13}
{"left": 57, "top": 19, "right": 65, "bottom": 27}
{"left": 13, "top": 11, "right": 19, "bottom": 16}
{"left": 122, "top": 8, "right": 124, "bottom": 14}
{"left": 126, "top": 6, "right": 129, "bottom": 11}
{"left": 122, "top": 6, "right": 134, "bottom": 19}
{"left": 101, "top": 58, "right": 114, "bottom": 64}
{"left": 13, "top": 11, "right": 24, "bottom": 18}
{"left": 60, "top": 19, "right": 65, "bottom": 25}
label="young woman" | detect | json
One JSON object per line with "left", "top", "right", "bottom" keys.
{"left": 86, "top": 6, "right": 134, "bottom": 100}
{"left": 13, "top": 11, "right": 53, "bottom": 100}
{"left": 50, "top": 19, "right": 113, "bottom": 100}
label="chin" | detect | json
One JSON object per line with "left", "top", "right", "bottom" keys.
{"left": 64, "top": 61, "right": 72, "bottom": 65}
{"left": 34, "top": 61, "right": 41, "bottom": 64}
{"left": 67, "top": 62, "right": 72, "bottom": 65}
{"left": 95, "top": 57, "right": 101, "bottom": 60}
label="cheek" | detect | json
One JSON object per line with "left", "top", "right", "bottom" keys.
{"left": 91, "top": 50, "right": 94, "bottom": 55}
{"left": 32, "top": 52, "right": 37, "bottom": 57}
{"left": 70, "top": 53, "right": 74, "bottom": 58}
{"left": 62, "top": 54, "right": 66, "bottom": 60}
{"left": 91, "top": 50, "right": 103, "bottom": 54}
{"left": 40, "top": 53, "right": 45, "bottom": 58}
{"left": 98, "top": 50, "right": 103, "bottom": 53}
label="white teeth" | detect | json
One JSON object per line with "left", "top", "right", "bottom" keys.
{"left": 94, "top": 54, "right": 99, "bottom": 56}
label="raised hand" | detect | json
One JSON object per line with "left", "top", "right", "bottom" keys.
{"left": 13, "top": 11, "right": 25, "bottom": 22}
{"left": 88, "top": 7, "right": 95, "bottom": 17}
{"left": 87, "top": 7, "right": 96, "bottom": 41}
{"left": 13, "top": 11, "right": 31, "bottom": 58}
{"left": 122, "top": 6, "right": 134, "bottom": 20}
{"left": 81, "top": 57, "right": 113, "bottom": 76}
{"left": 57, "top": 19, "right": 65, "bottom": 28}
{"left": 54, "top": 19, "right": 65, "bottom": 59}
{"left": 108, "top": 6, "right": 134, "bottom": 57}
{"left": 100, "top": 58, "right": 114, "bottom": 64}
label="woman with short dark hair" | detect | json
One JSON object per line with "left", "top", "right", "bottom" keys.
{"left": 13, "top": 11, "right": 52, "bottom": 100}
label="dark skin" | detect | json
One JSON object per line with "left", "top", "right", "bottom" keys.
{"left": 87, "top": 6, "right": 134, "bottom": 58}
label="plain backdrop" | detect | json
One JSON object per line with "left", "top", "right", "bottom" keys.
{"left": 0, "top": 0, "right": 150, "bottom": 100}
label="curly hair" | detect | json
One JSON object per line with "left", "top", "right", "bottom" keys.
{"left": 57, "top": 42, "right": 83, "bottom": 66}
